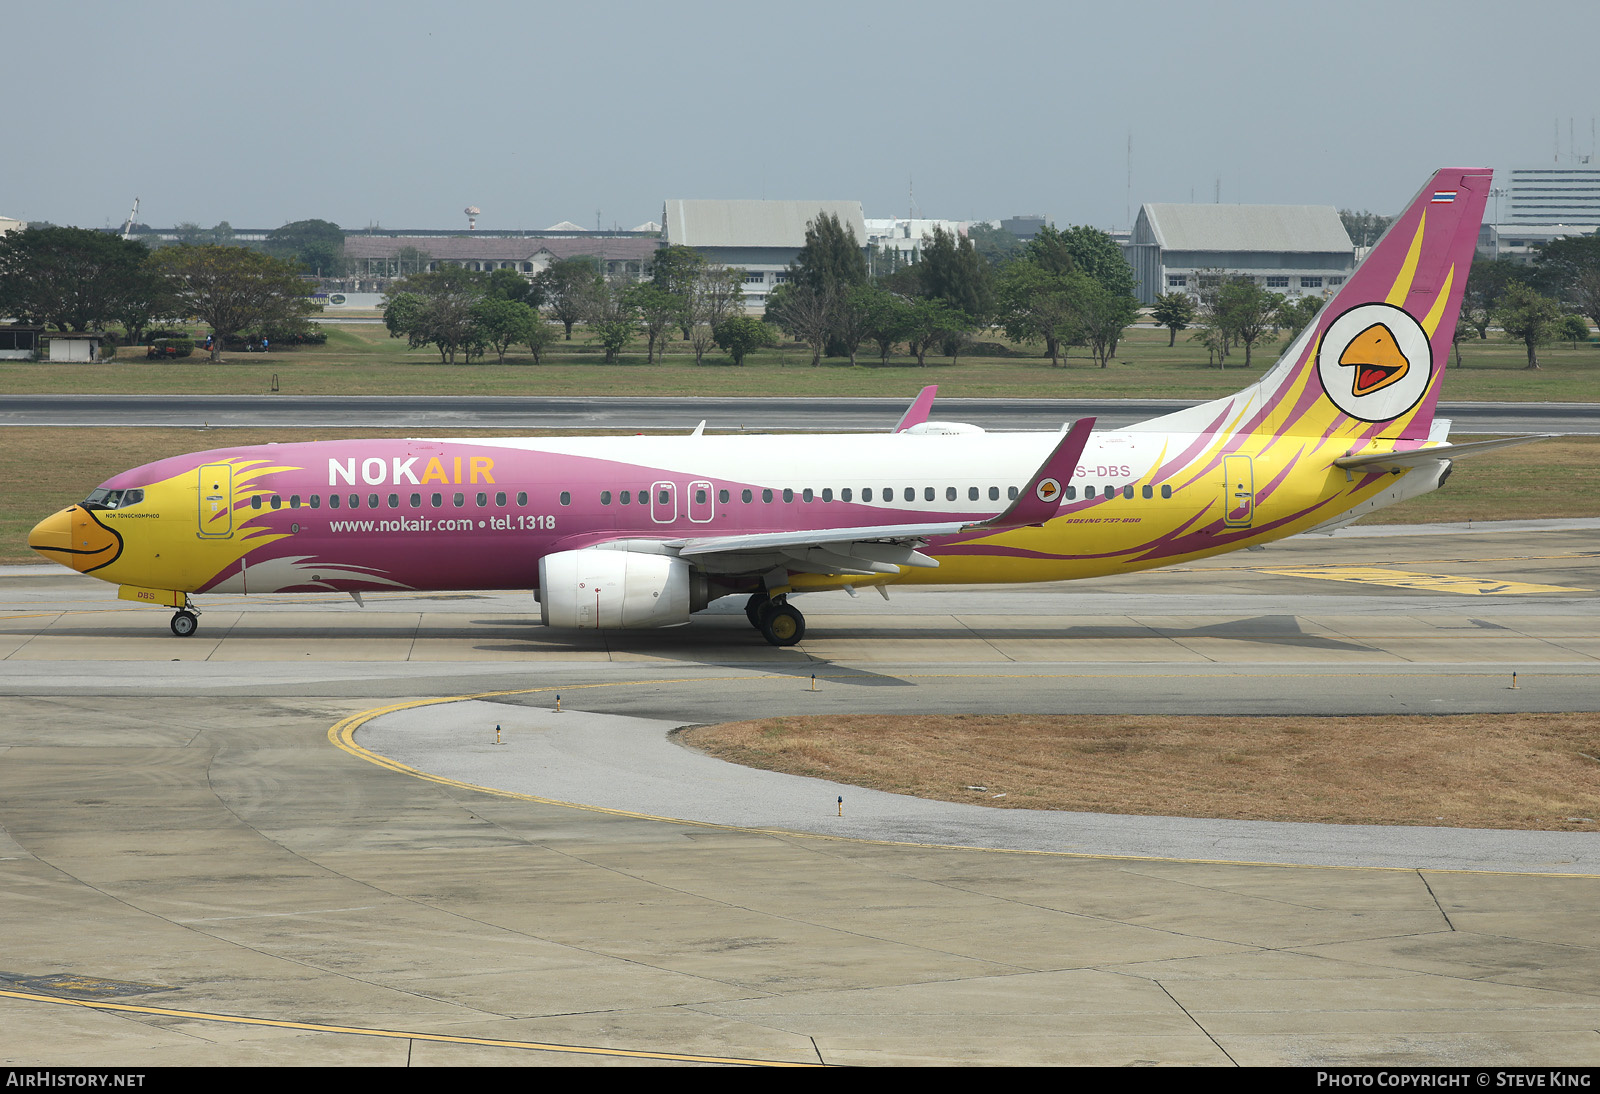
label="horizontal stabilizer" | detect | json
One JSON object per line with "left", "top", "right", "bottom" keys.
{"left": 1334, "top": 434, "right": 1560, "bottom": 473}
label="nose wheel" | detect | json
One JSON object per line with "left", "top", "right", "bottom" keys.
{"left": 170, "top": 609, "right": 199, "bottom": 637}
{"left": 744, "top": 593, "right": 805, "bottom": 647}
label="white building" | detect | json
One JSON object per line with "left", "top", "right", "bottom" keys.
{"left": 662, "top": 199, "right": 867, "bottom": 307}
{"left": 1124, "top": 204, "right": 1354, "bottom": 305}
{"left": 1498, "top": 164, "right": 1600, "bottom": 230}
{"left": 862, "top": 217, "right": 967, "bottom": 271}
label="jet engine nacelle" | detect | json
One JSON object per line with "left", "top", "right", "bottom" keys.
{"left": 538, "top": 547, "right": 706, "bottom": 629}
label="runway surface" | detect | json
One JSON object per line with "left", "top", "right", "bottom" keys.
{"left": 2, "top": 521, "right": 1599, "bottom": 1065}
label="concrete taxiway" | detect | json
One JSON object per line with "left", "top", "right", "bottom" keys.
{"left": 1, "top": 521, "right": 1598, "bottom": 1065}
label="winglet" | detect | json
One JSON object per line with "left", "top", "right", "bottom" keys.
{"left": 893, "top": 385, "right": 938, "bottom": 432}
{"left": 965, "top": 417, "right": 1094, "bottom": 532}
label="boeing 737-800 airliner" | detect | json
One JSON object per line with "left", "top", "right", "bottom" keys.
{"left": 30, "top": 169, "right": 1536, "bottom": 646}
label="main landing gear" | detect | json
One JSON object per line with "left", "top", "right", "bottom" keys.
{"left": 744, "top": 593, "right": 805, "bottom": 647}
{"left": 170, "top": 608, "right": 199, "bottom": 637}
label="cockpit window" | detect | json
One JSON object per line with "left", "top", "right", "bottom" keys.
{"left": 83, "top": 487, "right": 144, "bottom": 511}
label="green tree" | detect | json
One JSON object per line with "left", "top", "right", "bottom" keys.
{"left": 966, "top": 221, "right": 1027, "bottom": 266}
{"left": 765, "top": 282, "right": 831, "bottom": 366}
{"left": 997, "top": 262, "right": 1081, "bottom": 366}
{"left": 471, "top": 298, "right": 538, "bottom": 364}
{"left": 525, "top": 315, "right": 557, "bottom": 363}
{"left": 1274, "top": 294, "right": 1325, "bottom": 344}
{"left": 584, "top": 276, "right": 639, "bottom": 363}
{"left": 1462, "top": 257, "right": 1522, "bottom": 340}
{"left": 1533, "top": 235, "right": 1600, "bottom": 331}
{"left": 790, "top": 212, "right": 868, "bottom": 296}
{"left": 712, "top": 316, "right": 776, "bottom": 366}
{"left": 1075, "top": 277, "right": 1140, "bottom": 368}
{"left": 858, "top": 285, "right": 915, "bottom": 365}
{"left": 265, "top": 219, "right": 346, "bottom": 277}
{"left": 1056, "top": 225, "right": 1137, "bottom": 299}
{"left": 486, "top": 266, "right": 543, "bottom": 308}
{"left": 624, "top": 282, "right": 682, "bottom": 364}
{"left": 649, "top": 244, "right": 705, "bottom": 339}
{"left": 787, "top": 212, "right": 868, "bottom": 357}
{"left": 903, "top": 298, "right": 971, "bottom": 367}
{"left": 686, "top": 264, "right": 744, "bottom": 365}
{"left": 381, "top": 265, "right": 487, "bottom": 364}
{"left": 153, "top": 245, "right": 320, "bottom": 363}
{"left": 1151, "top": 291, "right": 1197, "bottom": 346}
{"left": 0, "top": 226, "right": 153, "bottom": 332}
{"left": 917, "top": 225, "right": 992, "bottom": 325}
{"left": 536, "top": 257, "right": 600, "bottom": 339}
{"left": 1338, "top": 209, "right": 1393, "bottom": 248}
{"left": 1495, "top": 282, "right": 1562, "bottom": 369}
{"left": 1214, "top": 276, "right": 1282, "bottom": 367}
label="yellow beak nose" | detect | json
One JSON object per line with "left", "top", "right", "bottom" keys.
{"left": 29, "top": 507, "right": 122, "bottom": 573}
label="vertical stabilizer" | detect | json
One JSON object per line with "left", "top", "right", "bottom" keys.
{"left": 1133, "top": 168, "right": 1490, "bottom": 444}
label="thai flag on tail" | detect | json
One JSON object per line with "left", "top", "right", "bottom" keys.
{"left": 1430, "top": 190, "right": 1458, "bottom": 203}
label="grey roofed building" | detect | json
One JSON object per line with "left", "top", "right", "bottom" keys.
{"left": 1124, "top": 203, "right": 1354, "bottom": 305}
{"left": 340, "top": 234, "right": 660, "bottom": 289}
{"left": 662, "top": 199, "right": 867, "bottom": 306}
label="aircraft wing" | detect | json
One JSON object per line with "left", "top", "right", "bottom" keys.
{"left": 1333, "top": 434, "right": 1560, "bottom": 473}
{"left": 670, "top": 418, "right": 1094, "bottom": 577}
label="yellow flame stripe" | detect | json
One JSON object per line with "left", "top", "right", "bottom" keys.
{"left": 1421, "top": 263, "right": 1456, "bottom": 337}
{"left": 1384, "top": 210, "right": 1426, "bottom": 307}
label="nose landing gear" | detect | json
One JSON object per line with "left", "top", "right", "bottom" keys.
{"left": 744, "top": 593, "right": 805, "bottom": 647}
{"left": 170, "top": 608, "right": 200, "bottom": 637}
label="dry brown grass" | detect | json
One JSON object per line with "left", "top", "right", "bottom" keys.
{"left": 680, "top": 713, "right": 1600, "bottom": 831}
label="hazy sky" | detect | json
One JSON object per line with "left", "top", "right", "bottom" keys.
{"left": 10, "top": 0, "right": 1598, "bottom": 233}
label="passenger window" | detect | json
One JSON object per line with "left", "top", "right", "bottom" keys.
{"left": 620, "top": 490, "right": 631, "bottom": 504}
{"left": 1123, "top": 485, "right": 1134, "bottom": 499}
{"left": 1008, "top": 487, "right": 1018, "bottom": 500}
{"left": 409, "top": 493, "right": 421, "bottom": 508}
{"left": 946, "top": 487, "right": 956, "bottom": 501}
{"left": 841, "top": 488, "right": 852, "bottom": 502}
{"left": 431, "top": 493, "right": 442, "bottom": 507}
{"left": 742, "top": 489, "right": 753, "bottom": 503}
{"left": 289, "top": 495, "right": 301, "bottom": 509}
{"left": 388, "top": 494, "right": 399, "bottom": 508}
{"left": 516, "top": 492, "right": 528, "bottom": 506}
{"left": 719, "top": 489, "right": 729, "bottom": 503}
{"left": 349, "top": 494, "right": 360, "bottom": 509}
{"left": 601, "top": 491, "right": 612, "bottom": 505}
{"left": 763, "top": 489, "right": 774, "bottom": 503}
{"left": 368, "top": 494, "right": 380, "bottom": 509}
{"left": 452, "top": 493, "right": 464, "bottom": 507}
{"left": 903, "top": 487, "right": 915, "bottom": 502}
{"left": 476, "top": 492, "right": 487, "bottom": 507}
{"left": 271, "top": 496, "right": 282, "bottom": 509}
{"left": 863, "top": 488, "right": 873, "bottom": 502}
{"left": 496, "top": 491, "right": 506, "bottom": 506}
{"left": 251, "top": 495, "right": 262, "bottom": 510}
{"left": 560, "top": 492, "right": 572, "bottom": 506}
{"left": 1086, "top": 486, "right": 1096, "bottom": 498}
{"left": 968, "top": 487, "right": 978, "bottom": 501}
{"left": 1065, "top": 486, "right": 1077, "bottom": 500}
{"left": 309, "top": 495, "right": 321, "bottom": 509}
{"left": 989, "top": 486, "right": 999, "bottom": 501}
{"left": 1161, "top": 485, "right": 1172, "bottom": 499}
{"left": 1142, "top": 485, "right": 1153, "bottom": 499}
{"left": 802, "top": 488, "right": 814, "bottom": 503}
{"left": 782, "top": 488, "right": 794, "bottom": 503}
{"left": 328, "top": 495, "right": 340, "bottom": 510}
